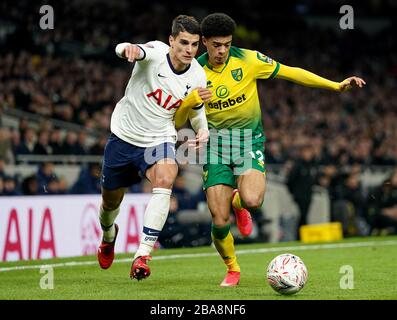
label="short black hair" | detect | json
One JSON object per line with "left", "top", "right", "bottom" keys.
{"left": 171, "top": 15, "right": 200, "bottom": 37}
{"left": 201, "top": 13, "right": 236, "bottom": 38}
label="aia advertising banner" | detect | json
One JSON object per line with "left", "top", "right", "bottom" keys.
{"left": 0, "top": 194, "right": 151, "bottom": 262}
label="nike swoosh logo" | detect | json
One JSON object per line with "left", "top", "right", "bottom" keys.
{"left": 157, "top": 73, "right": 166, "bottom": 78}
{"left": 146, "top": 230, "right": 160, "bottom": 235}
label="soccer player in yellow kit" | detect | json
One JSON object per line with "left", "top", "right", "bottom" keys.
{"left": 197, "top": 13, "right": 366, "bottom": 286}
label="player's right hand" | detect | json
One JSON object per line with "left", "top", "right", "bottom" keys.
{"left": 175, "top": 88, "right": 212, "bottom": 128}
{"left": 124, "top": 44, "right": 141, "bottom": 63}
{"left": 197, "top": 88, "right": 212, "bottom": 103}
{"left": 180, "top": 87, "right": 210, "bottom": 110}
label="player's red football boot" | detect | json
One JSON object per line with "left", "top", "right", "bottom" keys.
{"left": 97, "top": 224, "right": 119, "bottom": 269}
{"left": 232, "top": 189, "right": 253, "bottom": 237}
{"left": 130, "top": 255, "right": 152, "bottom": 280}
{"left": 220, "top": 271, "right": 240, "bottom": 287}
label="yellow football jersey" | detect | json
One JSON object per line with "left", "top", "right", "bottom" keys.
{"left": 197, "top": 47, "right": 279, "bottom": 131}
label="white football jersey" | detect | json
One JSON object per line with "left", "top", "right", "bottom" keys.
{"left": 111, "top": 40, "right": 207, "bottom": 147}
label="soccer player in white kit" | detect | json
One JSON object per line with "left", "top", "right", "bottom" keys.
{"left": 97, "top": 15, "right": 212, "bottom": 281}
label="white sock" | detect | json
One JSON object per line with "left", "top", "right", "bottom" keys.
{"left": 99, "top": 205, "right": 120, "bottom": 242}
{"left": 134, "top": 188, "right": 171, "bottom": 258}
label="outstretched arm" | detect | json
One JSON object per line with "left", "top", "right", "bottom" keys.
{"left": 115, "top": 43, "right": 144, "bottom": 62}
{"left": 276, "top": 64, "right": 366, "bottom": 92}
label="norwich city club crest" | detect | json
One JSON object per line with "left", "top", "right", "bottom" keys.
{"left": 231, "top": 68, "right": 243, "bottom": 81}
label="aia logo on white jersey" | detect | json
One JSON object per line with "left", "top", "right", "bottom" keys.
{"left": 146, "top": 89, "right": 182, "bottom": 111}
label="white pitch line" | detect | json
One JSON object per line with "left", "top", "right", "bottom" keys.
{"left": 1, "top": 239, "right": 396, "bottom": 273}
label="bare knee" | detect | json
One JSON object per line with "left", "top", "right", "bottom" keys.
{"left": 210, "top": 205, "right": 230, "bottom": 227}
{"left": 153, "top": 175, "right": 175, "bottom": 189}
{"left": 242, "top": 193, "right": 264, "bottom": 211}
{"left": 212, "top": 215, "right": 230, "bottom": 228}
{"left": 206, "top": 185, "right": 234, "bottom": 228}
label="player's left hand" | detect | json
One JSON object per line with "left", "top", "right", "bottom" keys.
{"left": 339, "top": 76, "right": 366, "bottom": 92}
{"left": 188, "top": 128, "right": 209, "bottom": 150}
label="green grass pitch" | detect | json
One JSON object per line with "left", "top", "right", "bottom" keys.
{"left": 1, "top": 236, "right": 396, "bottom": 300}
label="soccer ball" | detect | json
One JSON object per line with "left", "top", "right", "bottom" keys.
{"left": 266, "top": 253, "right": 308, "bottom": 295}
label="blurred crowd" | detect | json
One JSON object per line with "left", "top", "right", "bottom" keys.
{"left": 1, "top": 0, "right": 397, "bottom": 239}
{"left": 0, "top": 1, "right": 396, "bottom": 167}
{"left": 0, "top": 118, "right": 108, "bottom": 164}
{"left": 284, "top": 145, "right": 397, "bottom": 238}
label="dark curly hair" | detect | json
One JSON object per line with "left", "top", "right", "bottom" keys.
{"left": 171, "top": 15, "right": 200, "bottom": 37}
{"left": 201, "top": 13, "right": 236, "bottom": 38}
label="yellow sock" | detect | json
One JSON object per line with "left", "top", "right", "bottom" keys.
{"left": 232, "top": 191, "right": 243, "bottom": 210}
{"left": 212, "top": 224, "right": 240, "bottom": 272}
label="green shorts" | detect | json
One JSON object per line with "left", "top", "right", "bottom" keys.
{"left": 203, "top": 128, "right": 266, "bottom": 190}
